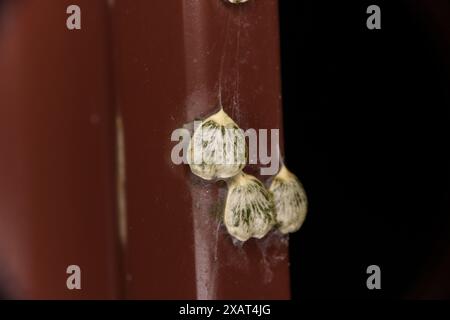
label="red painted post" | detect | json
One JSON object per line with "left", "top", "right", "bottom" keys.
{"left": 0, "top": 0, "right": 121, "bottom": 299}
{"left": 111, "top": 0, "right": 290, "bottom": 299}
{"left": 0, "top": 0, "right": 290, "bottom": 299}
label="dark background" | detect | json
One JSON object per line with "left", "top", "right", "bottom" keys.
{"left": 280, "top": 0, "right": 450, "bottom": 299}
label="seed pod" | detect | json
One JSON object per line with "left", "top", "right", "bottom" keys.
{"left": 270, "top": 165, "right": 308, "bottom": 234}
{"left": 188, "top": 108, "right": 246, "bottom": 180}
{"left": 224, "top": 172, "right": 275, "bottom": 241}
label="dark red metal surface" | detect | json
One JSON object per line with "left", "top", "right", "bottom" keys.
{"left": 0, "top": 0, "right": 290, "bottom": 299}
{"left": 112, "top": 0, "right": 290, "bottom": 299}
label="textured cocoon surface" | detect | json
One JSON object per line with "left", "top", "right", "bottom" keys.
{"left": 270, "top": 166, "right": 308, "bottom": 234}
{"left": 188, "top": 109, "right": 247, "bottom": 180}
{"left": 224, "top": 172, "right": 275, "bottom": 241}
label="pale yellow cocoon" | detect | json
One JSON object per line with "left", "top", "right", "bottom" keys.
{"left": 188, "top": 109, "right": 247, "bottom": 180}
{"left": 270, "top": 165, "right": 308, "bottom": 234}
{"left": 224, "top": 172, "right": 275, "bottom": 242}
{"left": 227, "top": 0, "right": 250, "bottom": 4}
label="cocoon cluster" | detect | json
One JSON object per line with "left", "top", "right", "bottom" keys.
{"left": 186, "top": 107, "right": 308, "bottom": 242}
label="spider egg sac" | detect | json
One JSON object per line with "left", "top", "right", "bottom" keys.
{"left": 187, "top": 108, "right": 247, "bottom": 180}
{"left": 224, "top": 172, "right": 275, "bottom": 242}
{"left": 269, "top": 165, "right": 308, "bottom": 234}
{"left": 227, "top": 0, "right": 250, "bottom": 4}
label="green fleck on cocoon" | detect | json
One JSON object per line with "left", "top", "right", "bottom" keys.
{"left": 270, "top": 165, "right": 308, "bottom": 234}
{"left": 188, "top": 108, "right": 247, "bottom": 180}
{"left": 224, "top": 172, "right": 275, "bottom": 242}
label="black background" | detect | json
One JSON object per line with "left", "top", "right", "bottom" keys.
{"left": 280, "top": 0, "right": 450, "bottom": 299}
